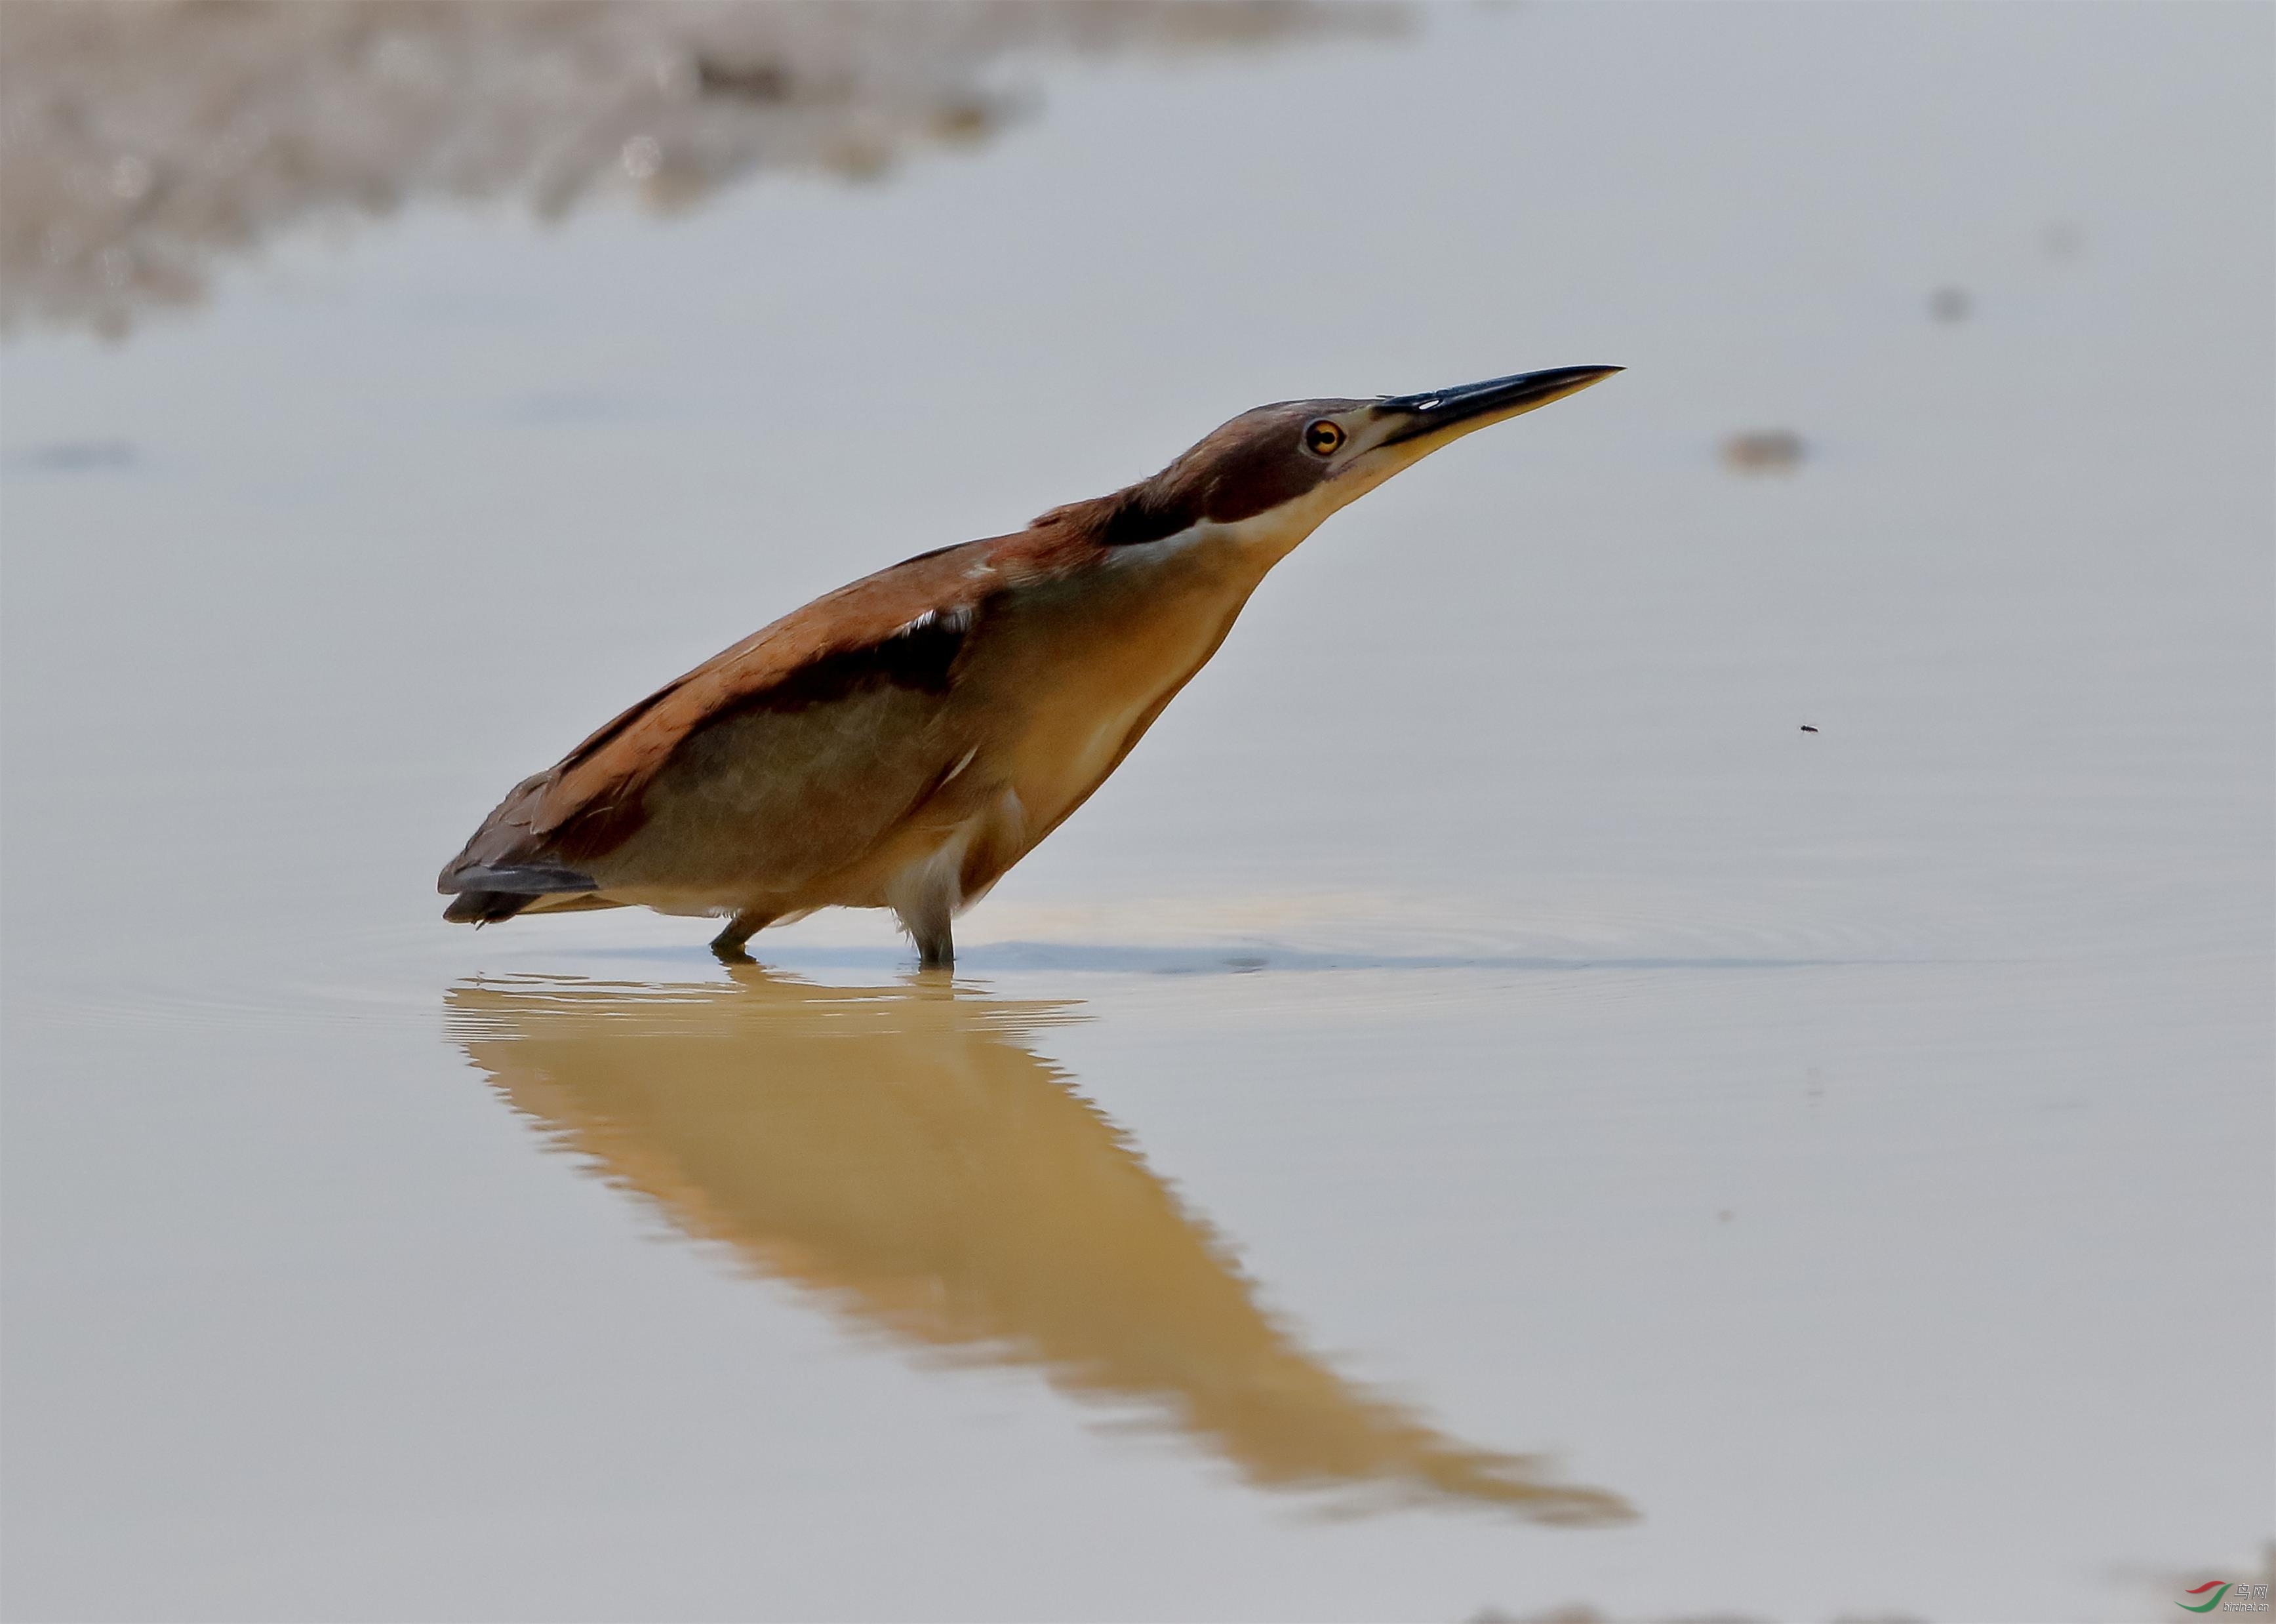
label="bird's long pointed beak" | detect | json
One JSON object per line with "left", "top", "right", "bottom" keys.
{"left": 1374, "top": 365, "right": 1622, "bottom": 448}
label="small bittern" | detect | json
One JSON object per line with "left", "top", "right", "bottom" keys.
{"left": 440, "top": 365, "right": 1620, "bottom": 966}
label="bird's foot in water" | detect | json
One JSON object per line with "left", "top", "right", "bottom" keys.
{"left": 709, "top": 911, "right": 771, "bottom": 963}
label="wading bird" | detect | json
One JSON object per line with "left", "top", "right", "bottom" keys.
{"left": 439, "top": 366, "right": 1620, "bottom": 967}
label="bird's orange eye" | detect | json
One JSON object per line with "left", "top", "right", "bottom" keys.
{"left": 1304, "top": 420, "right": 1345, "bottom": 456}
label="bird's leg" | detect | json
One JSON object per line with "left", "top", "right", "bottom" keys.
{"left": 892, "top": 896, "right": 955, "bottom": 972}
{"left": 709, "top": 909, "right": 772, "bottom": 963}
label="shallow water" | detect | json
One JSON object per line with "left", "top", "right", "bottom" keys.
{"left": 3, "top": 6, "right": 2270, "bottom": 1621}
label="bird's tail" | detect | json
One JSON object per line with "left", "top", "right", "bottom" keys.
{"left": 443, "top": 889, "right": 534, "bottom": 925}
{"left": 438, "top": 861, "right": 601, "bottom": 926}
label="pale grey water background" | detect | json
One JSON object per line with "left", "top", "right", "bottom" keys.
{"left": 3, "top": 5, "right": 2271, "bottom": 1621}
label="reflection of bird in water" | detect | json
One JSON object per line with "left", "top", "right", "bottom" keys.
{"left": 445, "top": 968, "right": 1630, "bottom": 1524}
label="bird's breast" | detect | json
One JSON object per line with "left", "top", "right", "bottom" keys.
{"left": 964, "top": 532, "right": 1263, "bottom": 841}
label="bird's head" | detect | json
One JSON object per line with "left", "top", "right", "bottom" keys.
{"left": 1051, "top": 366, "right": 1621, "bottom": 559}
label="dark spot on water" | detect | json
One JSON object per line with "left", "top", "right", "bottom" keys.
{"left": 10, "top": 439, "right": 138, "bottom": 471}
{"left": 1721, "top": 429, "right": 1803, "bottom": 473}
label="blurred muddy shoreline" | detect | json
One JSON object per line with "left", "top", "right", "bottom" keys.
{"left": 0, "top": 0, "right": 1403, "bottom": 338}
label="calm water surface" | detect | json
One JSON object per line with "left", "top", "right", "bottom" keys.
{"left": 3, "top": 7, "right": 2269, "bottom": 1621}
